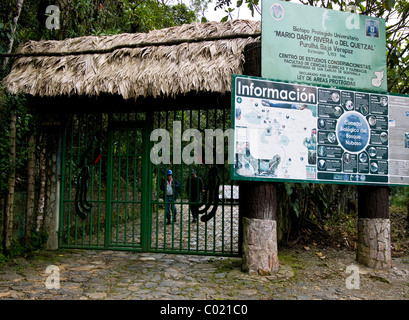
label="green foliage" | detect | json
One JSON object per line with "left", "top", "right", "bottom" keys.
{"left": 0, "top": 253, "right": 7, "bottom": 265}
{"left": 280, "top": 183, "right": 330, "bottom": 220}
{"left": 26, "top": 230, "right": 49, "bottom": 253}
{"left": 3, "top": 231, "right": 48, "bottom": 258}
{"left": 0, "top": 88, "right": 33, "bottom": 195}
{"left": 390, "top": 186, "right": 409, "bottom": 208}
{"left": 0, "top": 0, "right": 198, "bottom": 46}
{"left": 122, "top": 1, "right": 196, "bottom": 33}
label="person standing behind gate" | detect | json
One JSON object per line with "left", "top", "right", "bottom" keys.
{"left": 186, "top": 169, "right": 204, "bottom": 223}
{"left": 161, "top": 169, "right": 181, "bottom": 225}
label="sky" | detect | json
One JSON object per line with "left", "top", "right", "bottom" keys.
{"left": 202, "top": 0, "right": 262, "bottom": 22}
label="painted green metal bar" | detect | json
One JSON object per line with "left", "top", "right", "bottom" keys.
{"left": 155, "top": 164, "right": 160, "bottom": 250}
{"left": 88, "top": 117, "right": 96, "bottom": 247}
{"left": 221, "top": 108, "right": 226, "bottom": 254}
{"left": 171, "top": 110, "right": 176, "bottom": 251}
{"left": 66, "top": 124, "right": 73, "bottom": 247}
{"left": 187, "top": 109, "right": 193, "bottom": 252}
{"left": 196, "top": 108, "right": 201, "bottom": 252}
{"left": 58, "top": 118, "right": 67, "bottom": 248}
{"left": 163, "top": 112, "right": 169, "bottom": 249}
{"left": 132, "top": 130, "right": 137, "bottom": 246}
{"left": 115, "top": 130, "right": 122, "bottom": 244}
{"left": 96, "top": 115, "right": 104, "bottom": 247}
{"left": 179, "top": 109, "right": 184, "bottom": 251}
{"left": 213, "top": 109, "right": 217, "bottom": 254}
{"left": 204, "top": 109, "right": 209, "bottom": 253}
{"left": 124, "top": 129, "right": 130, "bottom": 245}
{"left": 97, "top": 153, "right": 102, "bottom": 247}
{"left": 105, "top": 119, "right": 114, "bottom": 248}
{"left": 142, "top": 118, "right": 152, "bottom": 251}
{"left": 152, "top": 112, "right": 161, "bottom": 251}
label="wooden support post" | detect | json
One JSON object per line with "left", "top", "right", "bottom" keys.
{"left": 357, "top": 185, "right": 391, "bottom": 269}
{"left": 240, "top": 181, "right": 279, "bottom": 275}
{"left": 239, "top": 41, "right": 279, "bottom": 275}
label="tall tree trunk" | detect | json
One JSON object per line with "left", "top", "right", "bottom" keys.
{"left": 25, "top": 133, "right": 36, "bottom": 244}
{"left": 36, "top": 135, "right": 47, "bottom": 232}
{"left": 4, "top": 108, "right": 17, "bottom": 253}
{"left": 3, "top": 0, "right": 24, "bottom": 68}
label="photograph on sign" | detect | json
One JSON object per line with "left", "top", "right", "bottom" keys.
{"left": 231, "top": 75, "right": 409, "bottom": 186}
{"left": 261, "top": 0, "right": 387, "bottom": 92}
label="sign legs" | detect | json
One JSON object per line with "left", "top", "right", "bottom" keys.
{"left": 239, "top": 181, "right": 279, "bottom": 275}
{"left": 356, "top": 186, "right": 391, "bottom": 269}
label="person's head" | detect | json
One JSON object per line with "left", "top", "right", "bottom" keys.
{"left": 167, "top": 169, "right": 173, "bottom": 181}
{"left": 191, "top": 169, "right": 197, "bottom": 178}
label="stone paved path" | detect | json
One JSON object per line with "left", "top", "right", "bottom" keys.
{"left": 0, "top": 245, "right": 408, "bottom": 300}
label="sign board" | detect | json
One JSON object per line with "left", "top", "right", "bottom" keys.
{"left": 231, "top": 75, "right": 409, "bottom": 186}
{"left": 261, "top": 1, "right": 387, "bottom": 93}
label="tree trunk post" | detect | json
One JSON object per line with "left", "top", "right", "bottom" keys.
{"left": 25, "top": 133, "right": 36, "bottom": 245}
{"left": 4, "top": 107, "right": 17, "bottom": 254}
{"left": 240, "top": 181, "right": 279, "bottom": 275}
{"left": 239, "top": 42, "right": 279, "bottom": 275}
{"left": 357, "top": 186, "right": 391, "bottom": 269}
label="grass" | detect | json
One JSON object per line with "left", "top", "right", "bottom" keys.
{"left": 278, "top": 252, "right": 304, "bottom": 277}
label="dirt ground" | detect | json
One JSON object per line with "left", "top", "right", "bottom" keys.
{"left": 269, "top": 207, "right": 409, "bottom": 300}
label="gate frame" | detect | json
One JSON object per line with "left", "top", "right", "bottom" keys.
{"left": 56, "top": 100, "right": 240, "bottom": 257}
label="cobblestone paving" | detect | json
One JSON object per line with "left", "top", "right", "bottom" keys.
{"left": 0, "top": 245, "right": 408, "bottom": 300}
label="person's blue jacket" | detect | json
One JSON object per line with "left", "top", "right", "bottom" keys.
{"left": 160, "top": 178, "right": 181, "bottom": 200}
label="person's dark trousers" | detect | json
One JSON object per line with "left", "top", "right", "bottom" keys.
{"left": 165, "top": 195, "right": 177, "bottom": 223}
{"left": 190, "top": 202, "right": 200, "bottom": 222}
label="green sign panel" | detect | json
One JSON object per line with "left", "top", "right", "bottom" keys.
{"left": 231, "top": 75, "right": 409, "bottom": 186}
{"left": 262, "top": 1, "right": 387, "bottom": 92}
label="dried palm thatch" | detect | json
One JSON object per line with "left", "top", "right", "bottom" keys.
{"left": 3, "top": 20, "right": 261, "bottom": 100}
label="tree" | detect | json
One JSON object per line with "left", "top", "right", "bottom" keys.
{"left": 4, "top": 103, "right": 16, "bottom": 254}
{"left": 2, "top": 0, "right": 24, "bottom": 69}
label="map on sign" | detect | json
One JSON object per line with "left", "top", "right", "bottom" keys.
{"left": 231, "top": 75, "right": 409, "bottom": 186}
{"left": 235, "top": 97, "right": 317, "bottom": 180}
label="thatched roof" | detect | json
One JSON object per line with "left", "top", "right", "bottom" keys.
{"left": 3, "top": 20, "right": 261, "bottom": 100}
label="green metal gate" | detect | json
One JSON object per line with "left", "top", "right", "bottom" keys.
{"left": 59, "top": 109, "right": 239, "bottom": 256}
{"left": 106, "top": 123, "right": 149, "bottom": 250}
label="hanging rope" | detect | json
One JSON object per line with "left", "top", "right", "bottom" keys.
{"left": 74, "top": 136, "right": 102, "bottom": 220}
{"left": 198, "top": 166, "right": 221, "bottom": 223}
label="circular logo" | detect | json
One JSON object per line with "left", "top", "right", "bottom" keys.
{"left": 270, "top": 3, "right": 284, "bottom": 21}
{"left": 336, "top": 111, "right": 370, "bottom": 153}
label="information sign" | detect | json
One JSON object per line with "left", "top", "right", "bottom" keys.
{"left": 262, "top": 1, "right": 387, "bottom": 92}
{"left": 231, "top": 75, "right": 409, "bottom": 186}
